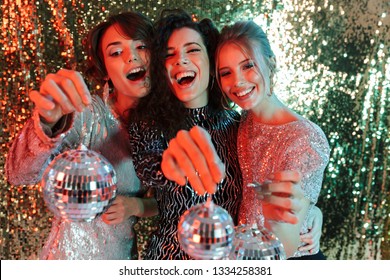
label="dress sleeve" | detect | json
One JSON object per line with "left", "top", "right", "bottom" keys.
{"left": 128, "top": 122, "right": 167, "bottom": 190}
{"left": 5, "top": 103, "right": 95, "bottom": 185}
{"left": 280, "top": 122, "right": 330, "bottom": 204}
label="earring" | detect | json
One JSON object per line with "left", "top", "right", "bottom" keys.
{"left": 103, "top": 80, "right": 110, "bottom": 103}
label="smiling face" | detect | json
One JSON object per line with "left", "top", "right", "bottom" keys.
{"left": 164, "top": 27, "right": 210, "bottom": 108}
{"left": 217, "top": 42, "right": 266, "bottom": 111}
{"left": 102, "top": 24, "right": 151, "bottom": 101}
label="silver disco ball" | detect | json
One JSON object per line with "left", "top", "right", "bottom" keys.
{"left": 41, "top": 145, "right": 117, "bottom": 222}
{"left": 178, "top": 198, "right": 234, "bottom": 260}
{"left": 229, "top": 223, "right": 286, "bottom": 260}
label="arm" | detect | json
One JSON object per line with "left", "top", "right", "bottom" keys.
{"left": 260, "top": 124, "right": 330, "bottom": 257}
{"left": 5, "top": 69, "right": 92, "bottom": 185}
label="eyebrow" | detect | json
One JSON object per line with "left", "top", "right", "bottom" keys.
{"left": 167, "top": 42, "right": 202, "bottom": 51}
{"left": 105, "top": 41, "right": 122, "bottom": 50}
{"left": 218, "top": 58, "right": 252, "bottom": 71}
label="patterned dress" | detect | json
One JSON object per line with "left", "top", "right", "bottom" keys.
{"left": 129, "top": 106, "right": 243, "bottom": 260}
{"left": 6, "top": 95, "right": 146, "bottom": 260}
{"left": 237, "top": 111, "right": 330, "bottom": 258}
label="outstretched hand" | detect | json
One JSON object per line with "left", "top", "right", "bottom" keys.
{"left": 29, "top": 69, "right": 91, "bottom": 125}
{"left": 161, "top": 126, "right": 225, "bottom": 195}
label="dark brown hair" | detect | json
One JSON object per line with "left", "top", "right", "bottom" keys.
{"left": 84, "top": 11, "right": 154, "bottom": 86}
{"left": 131, "top": 9, "right": 224, "bottom": 139}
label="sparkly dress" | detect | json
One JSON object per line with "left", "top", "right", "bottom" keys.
{"left": 5, "top": 95, "right": 146, "bottom": 260}
{"left": 237, "top": 111, "right": 330, "bottom": 258}
{"left": 129, "top": 106, "right": 242, "bottom": 260}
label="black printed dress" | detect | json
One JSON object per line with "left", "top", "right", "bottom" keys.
{"left": 129, "top": 106, "right": 243, "bottom": 260}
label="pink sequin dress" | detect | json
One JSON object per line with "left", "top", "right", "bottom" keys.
{"left": 237, "top": 111, "right": 330, "bottom": 258}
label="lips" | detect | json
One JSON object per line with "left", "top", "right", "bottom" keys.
{"left": 234, "top": 87, "right": 254, "bottom": 98}
{"left": 126, "top": 67, "right": 146, "bottom": 81}
{"left": 175, "top": 71, "right": 196, "bottom": 86}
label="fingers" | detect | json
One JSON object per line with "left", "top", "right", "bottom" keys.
{"left": 56, "top": 69, "right": 91, "bottom": 105}
{"left": 161, "top": 126, "right": 225, "bottom": 195}
{"left": 268, "top": 170, "right": 301, "bottom": 184}
{"left": 161, "top": 148, "right": 187, "bottom": 185}
{"left": 265, "top": 195, "right": 294, "bottom": 210}
{"left": 101, "top": 196, "right": 126, "bottom": 225}
{"left": 40, "top": 72, "right": 85, "bottom": 113}
{"left": 300, "top": 232, "right": 315, "bottom": 245}
{"left": 189, "top": 126, "right": 225, "bottom": 184}
{"left": 298, "top": 241, "right": 317, "bottom": 252}
{"left": 299, "top": 231, "right": 320, "bottom": 253}
{"left": 30, "top": 69, "right": 92, "bottom": 123}
{"left": 262, "top": 202, "right": 299, "bottom": 224}
{"left": 299, "top": 207, "right": 323, "bottom": 253}
{"left": 253, "top": 181, "right": 294, "bottom": 197}
{"left": 252, "top": 181, "right": 303, "bottom": 212}
{"left": 300, "top": 234, "right": 320, "bottom": 253}
{"left": 167, "top": 130, "right": 206, "bottom": 190}
{"left": 29, "top": 90, "right": 55, "bottom": 111}
{"left": 40, "top": 75, "right": 80, "bottom": 114}
{"left": 276, "top": 209, "right": 298, "bottom": 224}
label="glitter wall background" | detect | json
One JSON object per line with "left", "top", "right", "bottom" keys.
{"left": 0, "top": 0, "right": 389, "bottom": 260}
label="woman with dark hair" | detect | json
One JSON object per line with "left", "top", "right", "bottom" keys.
{"left": 5, "top": 11, "right": 157, "bottom": 260}
{"left": 128, "top": 9, "right": 242, "bottom": 260}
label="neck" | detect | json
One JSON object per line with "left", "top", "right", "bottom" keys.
{"left": 250, "top": 95, "right": 299, "bottom": 125}
{"left": 112, "top": 92, "right": 137, "bottom": 120}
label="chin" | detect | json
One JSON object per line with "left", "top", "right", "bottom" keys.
{"left": 237, "top": 102, "right": 253, "bottom": 111}
{"left": 139, "top": 89, "right": 150, "bottom": 97}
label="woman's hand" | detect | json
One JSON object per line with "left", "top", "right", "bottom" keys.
{"left": 161, "top": 126, "right": 225, "bottom": 195}
{"left": 255, "top": 170, "right": 305, "bottom": 225}
{"left": 101, "top": 195, "right": 141, "bottom": 225}
{"left": 29, "top": 69, "right": 91, "bottom": 125}
{"left": 299, "top": 205, "right": 323, "bottom": 253}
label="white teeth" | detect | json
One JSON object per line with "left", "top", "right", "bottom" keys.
{"left": 129, "top": 67, "right": 143, "bottom": 74}
{"left": 236, "top": 88, "right": 253, "bottom": 97}
{"left": 175, "top": 71, "right": 195, "bottom": 81}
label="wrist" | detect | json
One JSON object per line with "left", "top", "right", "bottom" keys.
{"left": 129, "top": 197, "right": 144, "bottom": 217}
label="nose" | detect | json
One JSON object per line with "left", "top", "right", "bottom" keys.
{"left": 127, "top": 55, "right": 138, "bottom": 63}
{"left": 233, "top": 72, "right": 245, "bottom": 88}
{"left": 235, "top": 80, "right": 245, "bottom": 87}
{"left": 175, "top": 54, "right": 189, "bottom": 65}
{"left": 234, "top": 78, "right": 245, "bottom": 88}
{"left": 126, "top": 49, "right": 139, "bottom": 63}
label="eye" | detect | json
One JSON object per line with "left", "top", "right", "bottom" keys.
{"left": 219, "top": 70, "right": 231, "bottom": 77}
{"left": 243, "top": 62, "right": 255, "bottom": 70}
{"left": 109, "top": 49, "right": 123, "bottom": 57}
{"left": 188, "top": 48, "right": 201, "bottom": 54}
{"left": 137, "top": 44, "right": 148, "bottom": 50}
{"left": 165, "top": 53, "right": 174, "bottom": 59}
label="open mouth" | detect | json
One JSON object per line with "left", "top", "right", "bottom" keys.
{"left": 175, "top": 71, "right": 196, "bottom": 86}
{"left": 126, "top": 67, "right": 146, "bottom": 81}
{"left": 235, "top": 87, "right": 254, "bottom": 98}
